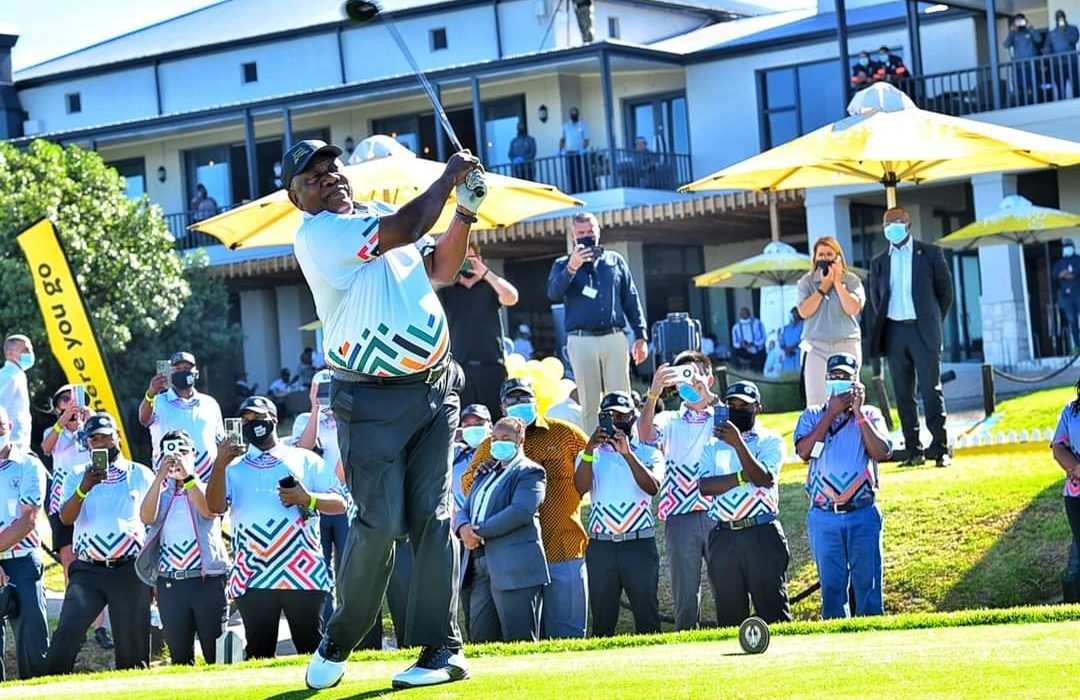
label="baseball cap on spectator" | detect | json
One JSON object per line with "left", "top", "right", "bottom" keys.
{"left": 599, "top": 391, "right": 635, "bottom": 414}
{"left": 170, "top": 351, "right": 197, "bottom": 367}
{"left": 281, "top": 140, "right": 343, "bottom": 186}
{"left": 85, "top": 413, "right": 117, "bottom": 436}
{"left": 239, "top": 396, "right": 278, "bottom": 418}
{"left": 461, "top": 404, "right": 492, "bottom": 422}
{"left": 724, "top": 381, "right": 761, "bottom": 404}
{"left": 500, "top": 377, "right": 535, "bottom": 401}
{"left": 826, "top": 353, "right": 859, "bottom": 377}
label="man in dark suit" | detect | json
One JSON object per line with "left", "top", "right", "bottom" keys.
{"left": 455, "top": 417, "right": 549, "bottom": 642}
{"left": 868, "top": 207, "right": 954, "bottom": 468}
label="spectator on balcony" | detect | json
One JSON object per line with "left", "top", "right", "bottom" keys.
{"left": 1045, "top": 10, "right": 1080, "bottom": 100}
{"left": 624, "top": 136, "right": 662, "bottom": 189}
{"left": 850, "top": 51, "right": 880, "bottom": 88}
{"left": 190, "top": 184, "right": 218, "bottom": 222}
{"left": 508, "top": 121, "right": 537, "bottom": 181}
{"left": 874, "top": 46, "right": 908, "bottom": 84}
{"left": 560, "top": 107, "right": 591, "bottom": 194}
{"left": 1005, "top": 13, "right": 1045, "bottom": 105}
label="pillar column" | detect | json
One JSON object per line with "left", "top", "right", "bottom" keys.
{"left": 275, "top": 285, "right": 305, "bottom": 378}
{"left": 805, "top": 189, "right": 854, "bottom": 261}
{"left": 239, "top": 289, "right": 281, "bottom": 392}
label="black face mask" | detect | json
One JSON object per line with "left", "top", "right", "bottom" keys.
{"left": 578, "top": 236, "right": 597, "bottom": 249}
{"left": 729, "top": 407, "right": 756, "bottom": 433}
{"left": 570, "top": 114, "right": 579, "bottom": 123}
{"left": 816, "top": 259, "right": 832, "bottom": 274}
{"left": 242, "top": 419, "right": 275, "bottom": 448}
{"left": 107, "top": 446, "right": 121, "bottom": 463}
{"left": 172, "top": 370, "right": 197, "bottom": 390}
{"left": 614, "top": 419, "right": 635, "bottom": 436}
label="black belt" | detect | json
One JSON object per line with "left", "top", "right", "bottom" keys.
{"left": 79, "top": 555, "right": 136, "bottom": 568}
{"left": 332, "top": 359, "right": 449, "bottom": 386}
{"left": 567, "top": 328, "right": 619, "bottom": 337}
{"left": 815, "top": 499, "right": 874, "bottom": 514}
{"left": 714, "top": 512, "right": 777, "bottom": 531}
{"left": 887, "top": 319, "right": 917, "bottom": 326}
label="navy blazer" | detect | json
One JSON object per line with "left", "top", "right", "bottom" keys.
{"left": 455, "top": 456, "right": 549, "bottom": 592}
{"left": 867, "top": 239, "right": 954, "bottom": 357}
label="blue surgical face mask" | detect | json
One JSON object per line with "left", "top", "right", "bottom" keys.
{"left": 490, "top": 439, "right": 519, "bottom": 462}
{"left": 1065, "top": 246, "right": 1076, "bottom": 258}
{"left": 858, "top": 57, "right": 869, "bottom": 66}
{"left": 825, "top": 379, "right": 853, "bottom": 397}
{"left": 677, "top": 383, "right": 703, "bottom": 404}
{"left": 18, "top": 351, "right": 34, "bottom": 371}
{"left": 505, "top": 402, "right": 538, "bottom": 426}
{"left": 884, "top": 222, "right": 908, "bottom": 244}
{"left": 461, "top": 425, "right": 489, "bottom": 449}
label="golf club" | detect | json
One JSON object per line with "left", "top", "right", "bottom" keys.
{"left": 343, "top": 1, "right": 485, "bottom": 199}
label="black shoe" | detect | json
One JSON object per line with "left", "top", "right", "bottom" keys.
{"left": 900, "top": 453, "right": 926, "bottom": 467}
{"left": 94, "top": 626, "right": 114, "bottom": 650}
{"left": 935, "top": 454, "right": 952, "bottom": 468}
{"left": 319, "top": 637, "right": 349, "bottom": 663}
{"left": 391, "top": 645, "right": 469, "bottom": 689}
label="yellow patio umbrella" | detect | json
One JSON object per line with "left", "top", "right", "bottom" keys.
{"left": 938, "top": 195, "right": 1080, "bottom": 249}
{"left": 190, "top": 135, "right": 582, "bottom": 250}
{"left": 693, "top": 241, "right": 866, "bottom": 289}
{"left": 680, "top": 83, "right": 1080, "bottom": 208}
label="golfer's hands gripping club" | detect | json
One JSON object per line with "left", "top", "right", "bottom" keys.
{"left": 446, "top": 150, "right": 487, "bottom": 213}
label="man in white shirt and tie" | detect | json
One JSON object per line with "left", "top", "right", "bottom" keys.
{"left": 868, "top": 207, "right": 954, "bottom": 468}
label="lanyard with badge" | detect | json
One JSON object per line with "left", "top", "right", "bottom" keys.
{"left": 808, "top": 413, "right": 851, "bottom": 461}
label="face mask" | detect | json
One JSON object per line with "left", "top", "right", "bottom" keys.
{"left": 490, "top": 440, "right": 519, "bottom": 462}
{"left": 1017, "top": 19, "right": 1027, "bottom": 28}
{"left": 243, "top": 419, "right": 275, "bottom": 447}
{"left": 577, "top": 235, "right": 597, "bottom": 249}
{"left": 884, "top": 222, "right": 908, "bottom": 244}
{"left": 613, "top": 418, "right": 636, "bottom": 435}
{"left": 570, "top": 114, "right": 579, "bottom": 123}
{"left": 879, "top": 53, "right": 888, "bottom": 59}
{"left": 505, "top": 402, "right": 538, "bottom": 426}
{"left": 172, "top": 370, "right": 197, "bottom": 390}
{"left": 677, "top": 383, "right": 703, "bottom": 404}
{"left": 728, "top": 407, "right": 756, "bottom": 433}
{"left": 858, "top": 57, "right": 869, "bottom": 66}
{"left": 461, "top": 425, "right": 489, "bottom": 449}
{"left": 107, "top": 446, "right": 121, "bottom": 462}
{"left": 1065, "top": 247, "right": 1075, "bottom": 257}
{"left": 825, "top": 379, "right": 853, "bottom": 397}
{"left": 816, "top": 259, "right": 833, "bottom": 274}
{"left": 18, "top": 351, "right": 34, "bottom": 371}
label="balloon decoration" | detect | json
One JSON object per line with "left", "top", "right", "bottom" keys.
{"left": 504, "top": 353, "right": 571, "bottom": 415}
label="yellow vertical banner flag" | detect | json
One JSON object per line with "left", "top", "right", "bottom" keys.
{"left": 16, "top": 219, "right": 131, "bottom": 458}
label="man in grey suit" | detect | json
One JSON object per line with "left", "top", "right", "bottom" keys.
{"left": 455, "top": 417, "right": 549, "bottom": 642}
{"left": 868, "top": 207, "right": 954, "bottom": 468}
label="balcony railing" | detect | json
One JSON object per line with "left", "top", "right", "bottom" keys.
{"left": 164, "top": 204, "right": 240, "bottom": 251}
{"left": 891, "top": 52, "right": 1079, "bottom": 117}
{"left": 487, "top": 149, "right": 693, "bottom": 196}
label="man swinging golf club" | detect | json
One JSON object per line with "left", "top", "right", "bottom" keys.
{"left": 288, "top": 133, "right": 485, "bottom": 690}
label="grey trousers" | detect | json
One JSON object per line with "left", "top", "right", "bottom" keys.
{"left": 885, "top": 320, "right": 948, "bottom": 458}
{"left": 664, "top": 511, "right": 715, "bottom": 630}
{"left": 467, "top": 555, "right": 543, "bottom": 643}
{"left": 326, "top": 362, "right": 464, "bottom": 652}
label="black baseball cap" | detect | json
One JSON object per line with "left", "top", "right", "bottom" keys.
{"left": 827, "top": 353, "right": 859, "bottom": 377}
{"left": 725, "top": 381, "right": 761, "bottom": 404}
{"left": 85, "top": 413, "right": 117, "bottom": 436}
{"left": 281, "top": 140, "right": 343, "bottom": 187}
{"left": 238, "top": 396, "right": 278, "bottom": 418}
{"left": 461, "top": 404, "right": 492, "bottom": 422}
{"left": 600, "top": 391, "right": 635, "bottom": 414}
{"left": 170, "top": 351, "right": 196, "bottom": 367}
{"left": 500, "top": 377, "right": 535, "bottom": 401}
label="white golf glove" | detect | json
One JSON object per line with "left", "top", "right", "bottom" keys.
{"left": 456, "top": 170, "right": 487, "bottom": 215}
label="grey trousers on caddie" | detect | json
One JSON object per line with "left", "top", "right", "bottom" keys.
{"left": 664, "top": 511, "right": 716, "bottom": 630}
{"left": 325, "top": 361, "right": 464, "bottom": 652}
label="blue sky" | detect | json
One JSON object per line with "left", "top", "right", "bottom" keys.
{"left": 4, "top": 0, "right": 222, "bottom": 70}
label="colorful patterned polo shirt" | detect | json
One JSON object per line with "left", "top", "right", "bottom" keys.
{"left": 62, "top": 457, "right": 155, "bottom": 561}
{"left": 0, "top": 448, "right": 47, "bottom": 557}
{"left": 294, "top": 203, "right": 449, "bottom": 377}
{"left": 1052, "top": 402, "right": 1080, "bottom": 498}
{"left": 44, "top": 425, "right": 89, "bottom": 516}
{"left": 652, "top": 405, "right": 715, "bottom": 521}
{"left": 794, "top": 405, "right": 890, "bottom": 509}
{"left": 699, "top": 429, "right": 785, "bottom": 522}
{"left": 579, "top": 440, "right": 663, "bottom": 536}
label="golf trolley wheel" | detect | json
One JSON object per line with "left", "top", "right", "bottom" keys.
{"left": 738, "top": 616, "right": 770, "bottom": 654}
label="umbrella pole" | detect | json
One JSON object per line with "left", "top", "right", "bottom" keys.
{"left": 769, "top": 191, "right": 780, "bottom": 242}
{"left": 1019, "top": 247, "right": 1036, "bottom": 361}
{"left": 885, "top": 184, "right": 897, "bottom": 209}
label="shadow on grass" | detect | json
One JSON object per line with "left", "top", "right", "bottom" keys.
{"left": 941, "top": 480, "right": 1071, "bottom": 610}
{"left": 262, "top": 689, "right": 395, "bottom": 700}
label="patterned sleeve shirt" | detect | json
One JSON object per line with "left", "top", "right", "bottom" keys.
{"left": 1052, "top": 402, "right": 1080, "bottom": 498}
{"left": 62, "top": 457, "right": 155, "bottom": 561}
{"left": 148, "top": 388, "right": 225, "bottom": 480}
{"left": 579, "top": 440, "right": 663, "bottom": 536}
{"left": 463, "top": 416, "right": 589, "bottom": 563}
{"left": 44, "top": 425, "right": 89, "bottom": 516}
{"left": 700, "top": 429, "right": 785, "bottom": 522}
{"left": 223, "top": 443, "right": 334, "bottom": 599}
{"left": 294, "top": 203, "right": 450, "bottom": 378}
{"left": 157, "top": 482, "right": 223, "bottom": 575}
{"left": 0, "top": 448, "right": 47, "bottom": 557}
{"left": 652, "top": 406, "right": 715, "bottom": 521}
{"left": 795, "top": 405, "right": 891, "bottom": 509}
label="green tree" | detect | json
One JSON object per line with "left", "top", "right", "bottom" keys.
{"left": 0, "top": 139, "right": 237, "bottom": 427}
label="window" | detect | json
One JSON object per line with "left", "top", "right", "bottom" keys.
{"left": 624, "top": 93, "right": 689, "bottom": 153}
{"left": 758, "top": 59, "right": 844, "bottom": 148}
{"left": 242, "top": 62, "right": 258, "bottom": 83}
{"left": 430, "top": 27, "right": 448, "bottom": 51}
{"left": 107, "top": 158, "right": 147, "bottom": 200}
{"left": 483, "top": 96, "right": 526, "bottom": 164}
{"left": 65, "top": 92, "right": 81, "bottom": 114}
{"left": 608, "top": 16, "right": 620, "bottom": 39}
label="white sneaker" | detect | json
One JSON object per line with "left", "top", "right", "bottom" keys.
{"left": 305, "top": 639, "right": 348, "bottom": 690}
{"left": 391, "top": 645, "right": 469, "bottom": 689}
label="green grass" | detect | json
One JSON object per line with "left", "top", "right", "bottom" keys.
{"left": 990, "top": 385, "right": 1075, "bottom": 433}
{"left": 10, "top": 607, "right": 1080, "bottom": 698}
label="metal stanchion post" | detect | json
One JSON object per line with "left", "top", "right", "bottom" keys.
{"left": 981, "top": 363, "right": 996, "bottom": 418}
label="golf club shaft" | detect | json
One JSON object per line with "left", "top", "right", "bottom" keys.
{"left": 379, "top": 13, "right": 465, "bottom": 154}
